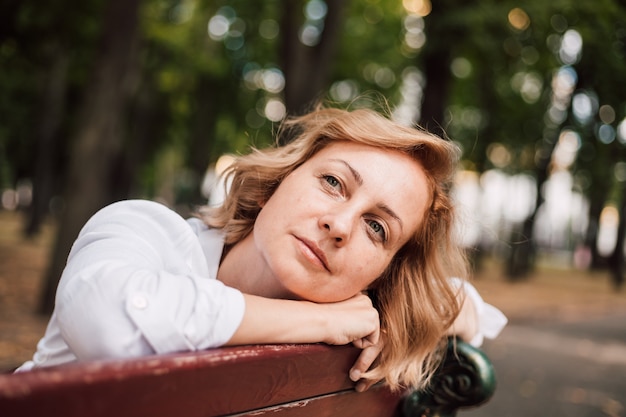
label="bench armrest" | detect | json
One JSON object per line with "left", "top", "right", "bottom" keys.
{"left": 404, "top": 338, "right": 497, "bottom": 417}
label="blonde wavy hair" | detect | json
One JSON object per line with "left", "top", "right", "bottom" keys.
{"left": 199, "top": 105, "right": 468, "bottom": 391}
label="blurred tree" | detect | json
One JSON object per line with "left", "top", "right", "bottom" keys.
{"left": 569, "top": 0, "right": 626, "bottom": 288}
{"left": 138, "top": 1, "right": 241, "bottom": 207}
{"left": 1, "top": 0, "right": 624, "bottom": 312}
{"left": 24, "top": 45, "right": 69, "bottom": 237}
{"left": 413, "top": 0, "right": 553, "bottom": 277}
{"left": 0, "top": 1, "right": 102, "bottom": 233}
{"left": 418, "top": 0, "right": 469, "bottom": 138}
{"left": 437, "top": 0, "right": 626, "bottom": 280}
{"left": 40, "top": 0, "right": 142, "bottom": 313}
{"left": 280, "top": 0, "right": 348, "bottom": 117}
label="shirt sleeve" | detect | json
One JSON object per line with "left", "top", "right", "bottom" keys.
{"left": 449, "top": 277, "right": 508, "bottom": 347}
{"left": 55, "top": 200, "right": 245, "bottom": 361}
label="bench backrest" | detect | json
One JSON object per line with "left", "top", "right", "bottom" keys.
{"left": 0, "top": 340, "right": 495, "bottom": 417}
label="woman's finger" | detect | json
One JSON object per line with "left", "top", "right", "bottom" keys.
{"left": 355, "top": 377, "right": 380, "bottom": 392}
{"left": 349, "top": 340, "right": 383, "bottom": 382}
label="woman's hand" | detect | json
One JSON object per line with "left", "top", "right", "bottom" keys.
{"left": 319, "top": 293, "right": 380, "bottom": 346}
{"left": 227, "top": 292, "right": 383, "bottom": 391}
{"left": 320, "top": 293, "right": 383, "bottom": 392}
{"left": 349, "top": 332, "right": 384, "bottom": 392}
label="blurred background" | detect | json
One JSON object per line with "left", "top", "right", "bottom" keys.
{"left": 1, "top": 0, "right": 626, "bottom": 416}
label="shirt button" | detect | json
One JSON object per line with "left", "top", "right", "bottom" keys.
{"left": 132, "top": 295, "right": 148, "bottom": 310}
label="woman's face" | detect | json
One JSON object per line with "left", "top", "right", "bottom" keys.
{"left": 253, "top": 141, "right": 432, "bottom": 302}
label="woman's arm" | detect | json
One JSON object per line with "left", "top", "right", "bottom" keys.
{"left": 55, "top": 200, "right": 247, "bottom": 360}
{"left": 446, "top": 292, "right": 479, "bottom": 342}
{"left": 227, "top": 293, "right": 380, "bottom": 347}
{"left": 55, "top": 200, "right": 380, "bottom": 362}
{"left": 447, "top": 278, "right": 508, "bottom": 347}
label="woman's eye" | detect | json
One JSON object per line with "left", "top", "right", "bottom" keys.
{"left": 323, "top": 175, "right": 341, "bottom": 189}
{"left": 367, "top": 220, "right": 387, "bottom": 241}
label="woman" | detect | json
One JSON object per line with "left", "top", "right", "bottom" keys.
{"left": 17, "top": 106, "right": 506, "bottom": 392}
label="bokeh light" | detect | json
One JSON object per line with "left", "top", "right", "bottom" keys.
{"left": 374, "top": 67, "right": 396, "bottom": 88}
{"left": 597, "top": 205, "right": 619, "bottom": 257}
{"left": 403, "top": 0, "right": 431, "bottom": 17}
{"left": 208, "top": 15, "right": 230, "bottom": 41}
{"left": 617, "top": 118, "right": 626, "bottom": 144}
{"left": 259, "top": 19, "right": 279, "bottom": 40}
{"left": 597, "top": 124, "right": 616, "bottom": 144}
{"left": 552, "top": 130, "right": 581, "bottom": 169}
{"left": 559, "top": 29, "right": 583, "bottom": 65}
{"left": 508, "top": 8, "right": 530, "bottom": 31}
{"left": 300, "top": 24, "right": 322, "bottom": 46}
{"left": 329, "top": 79, "right": 359, "bottom": 102}
{"left": 243, "top": 65, "right": 285, "bottom": 93}
{"left": 305, "top": 0, "right": 327, "bottom": 20}
{"left": 451, "top": 57, "right": 472, "bottom": 79}
{"left": 487, "top": 143, "right": 512, "bottom": 168}
{"left": 403, "top": 14, "right": 426, "bottom": 51}
{"left": 300, "top": 0, "right": 327, "bottom": 46}
{"left": 598, "top": 104, "right": 616, "bottom": 124}
{"left": 511, "top": 71, "right": 543, "bottom": 103}
{"left": 572, "top": 91, "right": 597, "bottom": 124}
{"left": 264, "top": 99, "right": 286, "bottom": 122}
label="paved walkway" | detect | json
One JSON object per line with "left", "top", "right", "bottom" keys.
{"left": 461, "top": 261, "right": 626, "bottom": 417}
{"left": 462, "top": 312, "right": 626, "bottom": 417}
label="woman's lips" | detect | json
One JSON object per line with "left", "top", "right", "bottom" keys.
{"left": 296, "top": 237, "right": 330, "bottom": 271}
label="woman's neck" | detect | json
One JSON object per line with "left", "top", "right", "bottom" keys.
{"left": 217, "top": 232, "right": 294, "bottom": 299}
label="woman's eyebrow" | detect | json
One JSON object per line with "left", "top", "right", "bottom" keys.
{"left": 377, "top": 203, "right": 404, "bottom": 232}
{"left": 332, "top": 159, "right": 363, "bottom": 186}
{"left": 332, "top": 158, "right": 404, "bottom": 231}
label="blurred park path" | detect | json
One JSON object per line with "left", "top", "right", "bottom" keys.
{"left": 471, "top": 256, "right": 626, "bottom": 325}
{"left": 462, "top": 314, "right": 626, "bottom": 417}
{"left": 0, "top": 210, "right": 52, "bottom": 372}
{"left": 2, "top": 208, "right": 626, "bottom": 417}
{"left": 463, "top": 254, "right": 626, "bottom": 417}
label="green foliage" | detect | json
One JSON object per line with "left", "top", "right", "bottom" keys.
{"left": 331, "top": 0, "right": 408, "bottom": 102}
{"left": 1, "top": 0, "right": 625, "bottom": 211}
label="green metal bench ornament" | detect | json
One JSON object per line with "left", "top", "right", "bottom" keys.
{"left": 404, "top": 338, "right": 497, "bottom": 417}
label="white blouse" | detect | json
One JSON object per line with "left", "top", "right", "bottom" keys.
{"left": 17, "top": 199, "right": 506, "bottom": 371}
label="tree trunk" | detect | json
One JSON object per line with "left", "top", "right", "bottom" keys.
{"left": 419, "top": 46, "right": 452, "bottom": 136}
{"left": 124, "top": 70, "right": 169, "bottom": 199}
{"left": 185, "top": 76, "right": 220, "bottom": 207}
{"left": 504, "top": 127, "right": 555, "bottom": 280}
{"left": 416, "top": 0, "right": 465, "bottom": 135}
{"left": 39, "top": 0, "right": 141, "bottom": 314}
{"left": 279, "top": 0, "right": 347, "bottom": 121}
{"left": 24, "top": 44, "right": 69, "bottom": 237}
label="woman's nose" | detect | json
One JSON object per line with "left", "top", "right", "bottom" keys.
{"left": 319, "top": 211, "right": 353, "bottom": 246}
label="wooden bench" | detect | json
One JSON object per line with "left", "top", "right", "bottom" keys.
{"left": 0, "top": 338, "right": 495, "bottom": 417}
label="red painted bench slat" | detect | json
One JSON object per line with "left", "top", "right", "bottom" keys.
{"left": 0, "top": 339, "right": 496, "bottom": 417}
{"left": 1, "top": 344, "right": 402, "bottom": 417}
{"left": 230, "top": 386, "right": 403, "bottom": 417}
